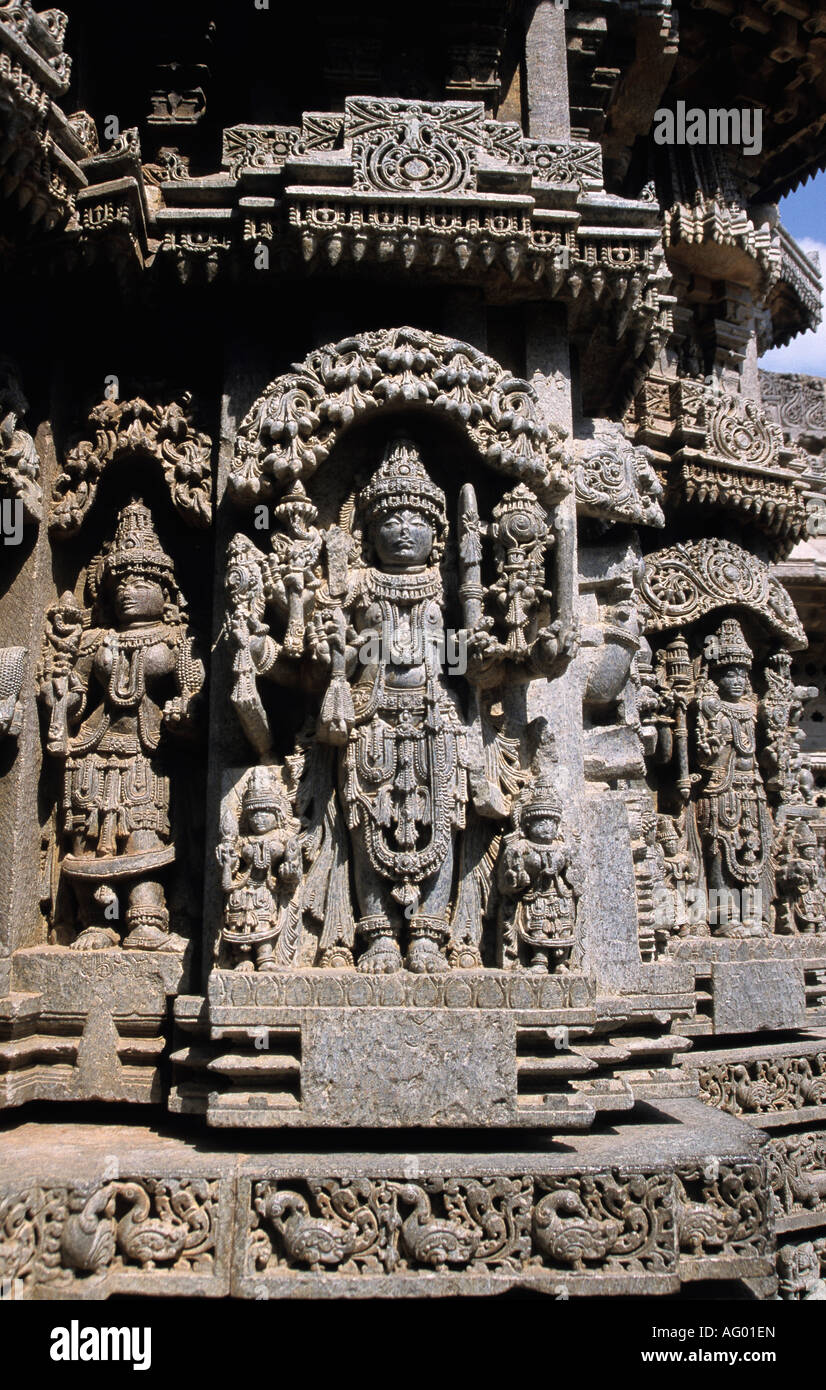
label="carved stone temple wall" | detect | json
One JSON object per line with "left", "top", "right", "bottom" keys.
{"left": 2, "top": 0, "right": 826, "bottom": 1301}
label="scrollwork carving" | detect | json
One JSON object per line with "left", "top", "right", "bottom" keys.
{"left": 575, "top": 423, "right": 665, "bottom": 528}
{"left": 639, "top": 539, "right": 806, "bottom": 650}
{"left": 51, "top": 395, "right": 212, "bottom": 535}
{"left": 0, "top": 360, "right": 41, "bottom": 522}
{"left": 766, "top": 1133, "right": 826, "bottom": 1217}
{"left": 698, "top": 1053, "right": 826, "bottom": 1115}
{"left": 674, "top": 1163, "right": 768, "bottom": 1259}
{"left": 347, "top": 98, "right": 482, "bottom": 196}
{"left": 229, "top": 327, "right": 570, "bottom": 502}
{"left": 532, "top": 1173, "right": 674, "bottom": 1273}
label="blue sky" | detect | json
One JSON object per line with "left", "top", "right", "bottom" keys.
{"left": 760, "top": 171, "right": 826, "bottom": 377}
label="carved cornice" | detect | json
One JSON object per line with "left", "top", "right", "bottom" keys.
{"left": 50, "top": 395, "right": 213, "bottom": 536}
{"left": 639, "top": 537, "right": 807, "bottom": 649}
{"left": 0, "top": 3, "right": 88, "bottom": 232}
{"left": 766, "top": 225, "right": 823, "bottom": 350}
{"left": 671, "top": 0, "right": 826, "bottom": 203}
{"left": 145, "top": 99, "right": 669, "bottom": 371}
{"left": 629, "top": 374, "right": 825, "bottom": 548}
{"left": 229, "top": 326, "right": 571, "bottom": 504}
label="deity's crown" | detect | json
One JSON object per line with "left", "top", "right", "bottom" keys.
{"left": 518, "top": 718, "right": 562, "bottom": 826}
{"left": 106, "top": 499, "right": 173, "bottom": 580}
{"left": 520, "top": 779, "right": 563, "bottom": 826}
{"left": 273, "top": 479, "right": 318, "bottom": 526}
{"left": 656, "top": 814, "right": 679, "bottom": 847}
{"left": 708, "top": 617, "right": 752, "bottom": 668}
{"left": 242, "top": 767, "right": 289, "bottom": 817}
{"left": 360, "top": 436, "right": 446, "bottom": 529}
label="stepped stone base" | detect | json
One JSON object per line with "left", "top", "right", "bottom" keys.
{"left": 0, "top": 1100, "right": 773, "bottom": 1299}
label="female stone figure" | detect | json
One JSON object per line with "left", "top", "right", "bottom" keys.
{"left": 776, "top": 820, "right": 826, "bottom": 935}
{"left": 39, "top": 499, "right": 204, "bottom": 950}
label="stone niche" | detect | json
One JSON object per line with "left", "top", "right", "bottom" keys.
{"left": 167, "top": 326, "right": 700, "bottom": 1131}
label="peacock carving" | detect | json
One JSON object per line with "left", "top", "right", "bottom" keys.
{"left": 532, "top": 1188, "right": 622, "bottom": 1269}
{"left": 395, "top": 1184, "right": 480, "bottom": 1270}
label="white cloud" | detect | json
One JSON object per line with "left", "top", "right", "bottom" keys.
{"left": 760, "top": 237, "right": 826, "bottom": 378}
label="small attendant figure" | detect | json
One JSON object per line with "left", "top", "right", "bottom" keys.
{"left": 497, "top": 720, "right": 581, "bottom": 974}
{"left": 217, "top": 768, "right": 302, "bottom": 971}
{"left": 777, "top": 820, "right": 826, "bottom": 936}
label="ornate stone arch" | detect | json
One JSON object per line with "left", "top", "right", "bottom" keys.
{"left": 50, "top": 394, "right": 213, "bottom": 536}
{"left": 228, "top": 325, "right": 572, "bottom": 502}
{"left": 638, "top": 537, "right": 807, "bottom": 650}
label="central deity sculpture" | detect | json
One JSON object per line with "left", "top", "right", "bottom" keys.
{"left": 693, "top": 619, "right": 774, "bottom": 936}
{"left": 316, "top": 440, "right": 476, "bottom": 973}
{"left": 226, "top": 434, "right": 573, "bottom": 973}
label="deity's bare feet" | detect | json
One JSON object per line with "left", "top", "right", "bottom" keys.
{"left": 72, "top": 927, "right": 119, "bottom": 951}
{"left": 406, "top": 937, "right": 449, "bottom": 973}
{"left": 358, "top": 937, "right": 402, "bottom": 973}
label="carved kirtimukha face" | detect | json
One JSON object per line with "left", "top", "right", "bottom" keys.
{"left": 113, "top": 573, "right": 165, "bottom": 625}
{"left": 372, "top": 507, "right": 434, "bottom": 569}
{"left": 717, "top": 665, "right": 748, "bottom": 702}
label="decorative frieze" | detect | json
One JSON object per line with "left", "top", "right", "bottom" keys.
{"left": 695, "top": 1052, "right": 826, "bottom": 1118}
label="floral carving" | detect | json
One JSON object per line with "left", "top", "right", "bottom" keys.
{"left": 0, "top": 1179, "right": 218, "bottom": 1293}
{"left": 674, "top": 1164, "right": 768, "bottom": 1258}
{"left": 230, "top": 327, "right": 570, "bottom": 502}
{"left": 760, "top": 370, "right": 826, "bottom": 442}
{"left": 575, "top": 423, "right": 664, "bottom": 526}
{"left": 639, "top": 539, "right": 806, "bottom": 649}
{"left": 51, "top": 395, "right": 213, "bottom": 535}
{"left": 706, "top": 394, "right": 775, "bottom": 467}
{"left": 346, "top": 98, "right": 483, "bottom": 195}
{"left": 252, "top": 1177, "right": 532, "bottom": 1275}
{"left": 533, "top": 1174, "right": 674, "bottom": 1272}
{"left": 766, "top": 1133, "right": 826, "bottom": 1217}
